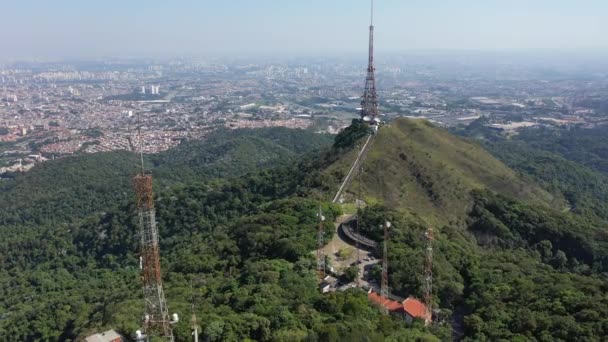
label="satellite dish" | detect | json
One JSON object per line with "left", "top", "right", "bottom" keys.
{"left": 363, "top": 116, "right": 371, "bottom": 122}
{"left": 373, "top": 117, "right": 381, "bottom": 123}
{"left": 356, "top": 107, "right": 363, "bottom": 111}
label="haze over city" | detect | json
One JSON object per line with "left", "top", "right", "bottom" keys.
{"left": 1, "top": 0, "right": 607, "bottom": 59}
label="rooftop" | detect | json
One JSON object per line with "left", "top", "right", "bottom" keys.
{"left": 367, "top": 290, "right": 431, "bottom": 324}
{"left": 85, "top": 329, "right": 123, "bottom": 342}
{"left": 403, "top": 297, "right": 429, "bottom": 319}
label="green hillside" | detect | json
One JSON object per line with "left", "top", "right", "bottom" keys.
{"left": 331, "top": 118, "right": 556, "bottom": 224}
{"left": 0, "top": 127, "right": 445, "bottom": 341}
{"left": 0, "top": 127, "right": 332, "bottom": 225}
{"left": 2, "top": 121, "right": 608, "bottom": 341}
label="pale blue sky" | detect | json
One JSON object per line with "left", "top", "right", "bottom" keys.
{"left": 1, "top": 0, "right": 607, "bottom": 59}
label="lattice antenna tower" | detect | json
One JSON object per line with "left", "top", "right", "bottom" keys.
{"left": 316, "top": 205, "right": 326, "bottom": 281}
{"left": 190, "top": 281, "right": 200, "bottom": 342}
{"left": 423, "top": 226, "right": 434, "bottom": 317}
{"left": 360, "top": 0, "right": 379, "bottom": 124}
{"left": 355, "top": 145, "right": 363, "bottom": 279}
{"left": 134, "top": 112, "right": 176, "bottom": 342}
{"left": 381, "top": 221, "right": 391, "bottom": 313}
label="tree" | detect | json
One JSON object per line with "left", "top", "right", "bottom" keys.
{"left": 343, "top": 266, "right": 359, "bottom": 283}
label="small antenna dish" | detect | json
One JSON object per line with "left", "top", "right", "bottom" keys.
{"left": 171, "top": 313, "right": 179, "bottom": 324}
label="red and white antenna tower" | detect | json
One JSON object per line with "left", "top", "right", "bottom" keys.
{"left": 381, "top": 221, "right": 391, "bottom": 312}
{"left": 360, "top": 0, "right": 379, "bottom": 124}
{"left": 134, "top": 115, "right": 176, "bottom": 342}
{"left": 316, "top": 206, "right": 326, "bottom": 281}
{"left": 423, "top": 226, "right": 434, "bottom": 319}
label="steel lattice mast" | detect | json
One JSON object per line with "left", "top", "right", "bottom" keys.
{"left": 381, "top": 221, "right": 391, "bottom": 313}
{"left": 423, "top": 226, "right": 434, "bottom": 319}
{"left": 135, "top": 174, "right": 174, "bottom": 342}
{"left": 134, "top": 115, "right": 175, "bottom": 342}
{"left": 355, "top": 161, "right": 363, "bottom": 282}
{"left": 316, "top": 206, "right": 326, "bottom": 281}
{"left": 360, "top": 0, "right": 379, "bottom": 123}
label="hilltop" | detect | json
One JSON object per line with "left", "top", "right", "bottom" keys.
{"left": 327, "top": 118, "right": 556, "bottom": 224}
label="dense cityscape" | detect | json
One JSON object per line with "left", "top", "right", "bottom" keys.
{"left": 2, "top": 56, "right": 607, "bottom": 175}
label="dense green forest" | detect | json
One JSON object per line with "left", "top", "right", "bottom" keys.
{"left": 1, "top": 120, "right": 608, "bottom": 341}
{"left": 0, "top": 127, "right": 332, "bottom": 226}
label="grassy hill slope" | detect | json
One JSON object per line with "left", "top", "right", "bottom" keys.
{"left": 329, "top": 118, "right": 556, "bottom": 224}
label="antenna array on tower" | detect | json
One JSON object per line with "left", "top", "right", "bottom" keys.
{"left": 360, "top": 0, "right": 380, "bottom": 124}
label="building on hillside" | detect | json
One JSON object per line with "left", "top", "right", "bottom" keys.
{"left": 368, "top": 290, "right": 403, "bottom": 312}
{"left": 403, "top": 297, "right": 431, "bottom": 325}
{"left": 85, "top": 329, "right": 124, "bottom": 342}
{"left": 368, "top": 289, "right": 431, "bottom": 325}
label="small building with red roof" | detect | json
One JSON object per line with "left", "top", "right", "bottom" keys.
{"left": 367, "top": 289, "right": 432, "bottom": 325}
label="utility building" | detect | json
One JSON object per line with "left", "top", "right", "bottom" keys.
{"left": 368, "top": 290, "right": 431, "bottom": 326}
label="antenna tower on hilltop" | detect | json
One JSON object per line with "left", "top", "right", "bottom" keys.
{"left": 317, "top": 206, "right": 326, "bottom": 281}
{"left": 355, "top": 148, "right": 363, "bottom": 281}
{"left": 381, "top": 221, "right": 391, "bottom": 313}
{"left": 423, "top": 226, "right": 434, "bottom": 319}
{"left": 135, "top": 115, "right": 176, "bottom": 342}
{"left": 360, "top": 0, "right": 379, "bottom": 124}
{"left": 190, "top": 281, "right": 201, "bottom": 342}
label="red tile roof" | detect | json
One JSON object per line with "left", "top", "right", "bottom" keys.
{"left": 403, "top": 297, "right": 430, "bottom": 320}
{"left": 368, "top": 290, "right": 403, "bottom": 312}
{"left": 368, "top": 290, "right": 431, "bottom": 324}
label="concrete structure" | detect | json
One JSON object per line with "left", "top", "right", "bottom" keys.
{"left": 319, "top": 275, "right": 338, "bottom": 293}
{"left": 339, "top": 221, "right": 377, "bottom": 250}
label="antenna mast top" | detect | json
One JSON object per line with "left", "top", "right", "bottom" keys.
{"left": 370, "top": 0, "right": 374, "bottom": 26}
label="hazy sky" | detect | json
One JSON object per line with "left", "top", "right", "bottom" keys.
{"left": 1, "top": 0, "right": 607, "bottom": 59}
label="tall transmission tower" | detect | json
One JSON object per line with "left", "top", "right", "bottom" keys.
{"left": 360, "top": 0, "right": 379, "bottom": 124}
{"left": 423, "top": 226, "right": 434, "bottom": 318}
{"left": 135, "top": 116, "right": 176, "bottom": 342}
{"left": 381, "top": 221, "right": 391, "bottom": 313}
{"left": 355, "top": 146, "right": 363, "bottom": 281}
{"left": 316, "top": 206, "right": 326, "bottom": 281}
{"left": 190, "top": 282, "right": 200, "bottom": 342}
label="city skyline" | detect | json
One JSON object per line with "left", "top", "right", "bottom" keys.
{"left": 1, "top": 0, "right": 607, "bottom": 60}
